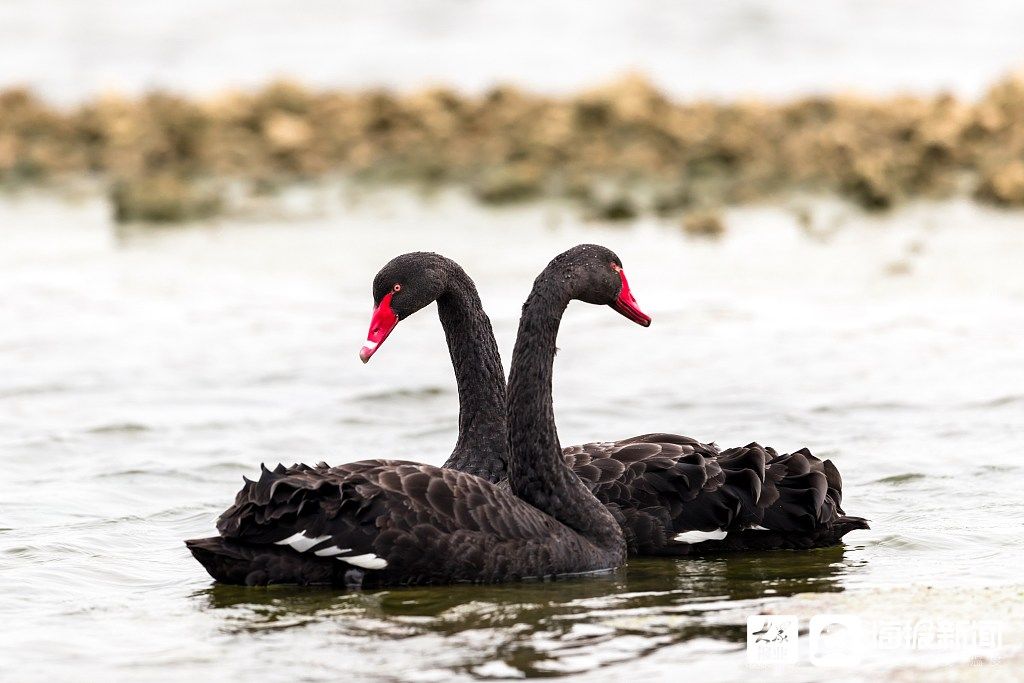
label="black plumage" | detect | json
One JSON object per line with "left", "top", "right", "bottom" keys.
{"left": 187, "top": 245, "right": 642, "bottom": 586}
{"left": 360, "top": 252, "right": 868, "bottom": 556}
{"left": 189, "top": 460, "right": 618, "bottom": 587}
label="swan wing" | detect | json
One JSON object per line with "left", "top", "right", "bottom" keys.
{"left": 203, "top": 459, "right": 582, "bottom": 585}
{"left": 563, "top": 434, "right": 767, "bottom": 553}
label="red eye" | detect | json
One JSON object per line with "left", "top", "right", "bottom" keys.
{"left": 393, "top": 284, "right": 401, "bottom": 292}
{"left": 610, "top": 262, "right": 621, "bottom": 273}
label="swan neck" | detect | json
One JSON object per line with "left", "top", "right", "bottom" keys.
{"left": 436, "top": 267, "right": 509, "bottom": 482}
{"left": 506, "top": 271, "right": 624, "bottom": 556}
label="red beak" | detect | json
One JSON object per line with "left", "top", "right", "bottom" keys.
{"left": 610, "top": 268, "right": 652, "bottom": 327}
{"left": 359, "top": 292, "right": 399, "bottom": 363}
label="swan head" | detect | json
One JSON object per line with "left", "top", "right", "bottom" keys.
{"left": 360, "top": 252, "right": 450, "bottom": 363}
{"left": 551, "top": 244, "right": 651, "bottom": 327}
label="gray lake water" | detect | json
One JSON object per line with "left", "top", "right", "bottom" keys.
{"left": 3, "top": 0, "right": 1024, "bottom": 102}
{"left": 1, "top": 188, "right": 1023, "bottom": 680}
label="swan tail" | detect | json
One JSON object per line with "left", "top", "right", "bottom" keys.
{"left": 753, "top": 447, "right": 867, "bottom": 547}
{"left": 815, "top": 515, "right": 870, "bottom": 544}
{"left": 185, "top": 536, "right": 360, "bottom": 587}
{"left": 647, "top": 515, "right": 870, "bottom": 556}
{"left": 185, "top": 537, "right": 253, "bottom": 584}
{"left": 651, "top": 446, "right": 868, "bottom": 554}
{"left": 736, "top": 515, "right": 871, "bottom": 551}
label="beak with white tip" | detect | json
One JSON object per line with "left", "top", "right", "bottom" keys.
{"left": 359, "top": 292, "right": 399, "bottom": 363}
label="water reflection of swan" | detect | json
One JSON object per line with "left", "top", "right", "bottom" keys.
{"left": 194, "top": 546, "right": 862, "bottom": 678}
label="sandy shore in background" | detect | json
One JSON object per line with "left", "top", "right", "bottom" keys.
{"left": 4, "top": 71, "right": 1024, "bottom": 223}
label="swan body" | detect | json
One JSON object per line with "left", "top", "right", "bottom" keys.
{"left": 361, "top": 253, "right": 867, "bottom": 555}
{"left": 567, "top": 436, "right": 866, "bottom": 554}
{"left": 188, "top": 460, "right": 617, "bottom": 587}
{"left": 187, "top": 245, "right": 642, "bottom": 586}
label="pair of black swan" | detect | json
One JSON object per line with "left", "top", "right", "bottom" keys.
{"left": 359, "top": 251, "right": 866, "bottom": 557}
{"left": 186, "top": 245, "right": 865, "bottom": 587}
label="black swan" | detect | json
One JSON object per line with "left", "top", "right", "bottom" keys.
{"left": 185, "top": 244, "right": 648, "bottom": 586}
{"left": 359, "top": 252, "right": 868, "bottom": 555}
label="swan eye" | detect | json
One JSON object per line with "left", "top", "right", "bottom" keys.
{"left": 610, "top": 262, "right": 621, "bottom": 273}
{"left": 393, "top": 284, "right": 402, "bottom": 293}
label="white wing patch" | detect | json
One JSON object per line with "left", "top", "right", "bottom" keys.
{"left": 673, "top": 529, "right": 728, "bottom": 544}
{"left": 273, "top": 532, "right": 388, "bottom": 569}
{"left": 748, "top": 525, "right": 770, "bottom": 531}
{"left": 337, "top": 553, "right": 388, "bottom": 569}
{"left": 274, "top": 531, "right": 332, "bottom": 552}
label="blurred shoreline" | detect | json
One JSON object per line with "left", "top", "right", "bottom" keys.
{"left": 4, "top": 72, "right": 1024, "bottom": 224}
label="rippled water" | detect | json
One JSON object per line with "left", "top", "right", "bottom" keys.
{"left": 2, "top": 188, "right": 1023, "bottom": 680}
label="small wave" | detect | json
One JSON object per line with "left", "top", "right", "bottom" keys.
{"left": 336, "top": 416, "right": 374, "bottom": 426}
{"left": 354, "top": 386, "right": 448, "bottom": 402}
{"left": 663, "top": 401, "right": 699, "bottom": 411}
{"left": 195, "top": 460, "right": 268, "bottom": 474}
{"left": 252, "top": 372, "right": 299, "bottom": 385}
{"left": 0, "top": 382, "right": 72, "bottom": 398}
{"left": 872, "top": 473, "right": 929, "bottom": 485}
{"left": 964, "top": 395, "right": 1024, "bottom": 408}
{"left": 85, "top": 422, "right": 152, "bottom": 435}
{"left": 811, "top": 402, "right": 921, "bottom": 415}
{"left": 974, "top": 464, "right": 1018, "bottom": 474}
{"left": 93, "top": 467, "right": 208, "bottom": 482}
{"left": 870, "top": 533, "right": 939, "bottom": 551}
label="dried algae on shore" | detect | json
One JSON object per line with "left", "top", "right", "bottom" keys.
{"left": 3, "top": 72, "right": 1024, "bottom": 222}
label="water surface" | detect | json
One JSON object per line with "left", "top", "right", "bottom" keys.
{"left": 1, "top": 189, "right": 1023, "bottom": 680}
{"left": 2, "top": 0, "right": 1024, "bottom": 102}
